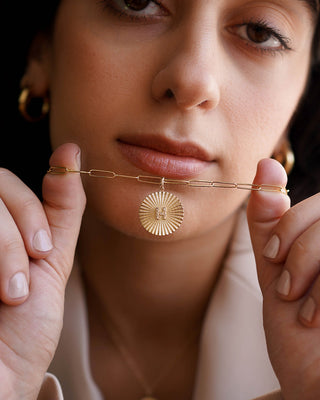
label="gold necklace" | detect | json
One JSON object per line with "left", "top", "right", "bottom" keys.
{"left": 86, "top": 281, "right": 199, "bottom": 400}
{"left": 48, "top": 166, "right": 288, "bottom": 236}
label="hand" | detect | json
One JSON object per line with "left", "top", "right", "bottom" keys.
{"left": 247, "top": 158, "right": 320, "bottom": 400}
{"left": 0, "top": 143, "right": 86, "bottom": 400}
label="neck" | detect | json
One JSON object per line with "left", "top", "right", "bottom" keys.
{"left": 78, "top": 207, "right": 238, "bottom": 342}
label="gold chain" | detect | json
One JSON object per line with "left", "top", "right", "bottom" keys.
{"left": 48, "top": 166, "right": 288, "bottom": 194}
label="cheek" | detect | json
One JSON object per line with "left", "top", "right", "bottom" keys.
{"left": 222, "top": 57, "right": 309, "bottom": 176}
{"left": 49, "top": 22, "right": 151, "bottom": 152}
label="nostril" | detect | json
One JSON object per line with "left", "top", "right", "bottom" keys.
{"left": 198, "top": 99, "right": 217, "bottom": 110}
{"left": 165, "top": 89, "right": 174, "bottom": 99}
{"left": 199, "top": 100, "right": 210, "bottom": 108}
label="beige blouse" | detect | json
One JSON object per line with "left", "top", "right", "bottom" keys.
{"left": 39, "top": 209, "right": 283, "bottom": 400}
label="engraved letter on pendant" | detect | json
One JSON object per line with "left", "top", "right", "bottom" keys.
{"left": 156, "top": 206, "right": 167, "bottom": 220}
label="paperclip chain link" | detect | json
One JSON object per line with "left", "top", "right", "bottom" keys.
{"left": 47, "top": 166, "right": 288, "bottom": 195}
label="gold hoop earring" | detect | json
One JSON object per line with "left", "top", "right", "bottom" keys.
{"left": 273, "top": 139, "right": 295, "bottom": 176}
{"left": 18, "top": 87, "right": 50, "bottom": 122}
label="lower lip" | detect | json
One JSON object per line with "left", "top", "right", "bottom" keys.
{"left": 117, "top": 142, "right": 212, "bottom": 178}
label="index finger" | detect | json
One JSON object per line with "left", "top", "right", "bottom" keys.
{"left": 0, "top": 168, "right": 53, "bottom": 258}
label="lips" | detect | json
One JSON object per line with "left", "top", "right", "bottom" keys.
{"left": 117, "top": 135, "right": 213, "bottom": 178}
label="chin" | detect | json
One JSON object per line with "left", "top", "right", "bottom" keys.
{"left": 83, "top": 177, "right": 247, "bottom": 242}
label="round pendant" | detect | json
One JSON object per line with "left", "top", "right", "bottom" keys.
{"left": 140, "top": 397, "right": 158, "bottom": 400}
{"left": 139, "top": 191, "right": 184, "bottom": 236}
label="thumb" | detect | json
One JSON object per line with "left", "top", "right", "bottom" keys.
{"left": 247, "top": 158, "right": 291, "bottom": 295}
{"left": 42, "top": 143, "right": 86, "bottom": 281}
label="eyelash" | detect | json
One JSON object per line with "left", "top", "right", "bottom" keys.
{"left": 97, "top": 1, "right": 293, "bottom": 56}
{"left": 234, "top": 19, "right": 293, "bottom": 56}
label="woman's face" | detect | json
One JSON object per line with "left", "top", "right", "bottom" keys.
{"left": 44, "top": 0, "right": 316, "bottom": 240}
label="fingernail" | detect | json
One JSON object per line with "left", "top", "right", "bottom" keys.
{"left": 8, "top": 272, "right": 29, "bottom": 299}
{"left": 276, "top": 270, "right": 291, "bottom": 296}
{"left": 33, "top": 229, "right": 53, "bottom": 252}
{"left": 75, "top": 149, "right": 81, "bottom": 169}
{"left": 300, "top": 297, "right": 316, "bottom": 323}
{"left": 263, "top": 234, "right": 280, "bottom": 259}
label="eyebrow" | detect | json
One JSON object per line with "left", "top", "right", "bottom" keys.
{"left": 300, "top": 0, "right": 319, "bottom": 15}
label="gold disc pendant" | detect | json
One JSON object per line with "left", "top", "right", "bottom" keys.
{"left": 140, "top": 397, "right": 158, "bottom": 400}
{"left": 139, "top": 191, "right": 184, "bottom": 236}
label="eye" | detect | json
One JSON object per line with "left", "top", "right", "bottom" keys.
{"left": 100, "top": 0, "right": 168, "bottom": 20}
{"left": 242, "top": 24, "right": 278, "bottom": 46}
{"left": 238, "top": 24, "right": 281, "bottom": 48}
{"left": 231, "top": 20, "right": 292, "bottom": 52}
{"left": 123, "top": 0, "right": 153, "bottom": 11}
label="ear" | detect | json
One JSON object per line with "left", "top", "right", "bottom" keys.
{"left": 20, "top": 33, "right": 52, "bottom": 96}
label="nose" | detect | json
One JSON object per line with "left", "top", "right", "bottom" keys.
{"left": 151, "top": 31, "right": 220, "bottom": 111}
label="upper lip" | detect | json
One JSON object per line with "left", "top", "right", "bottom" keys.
{"left": 117, "top": 134, "right": 213, "bottom": 162}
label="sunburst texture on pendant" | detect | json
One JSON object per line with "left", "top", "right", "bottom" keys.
{"left": 139, "top": 191, "right": 184, "bottom": 236}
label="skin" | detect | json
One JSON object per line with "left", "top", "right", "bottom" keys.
{"left": 0, "top": 0, "right": 320, "bottom": 399}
